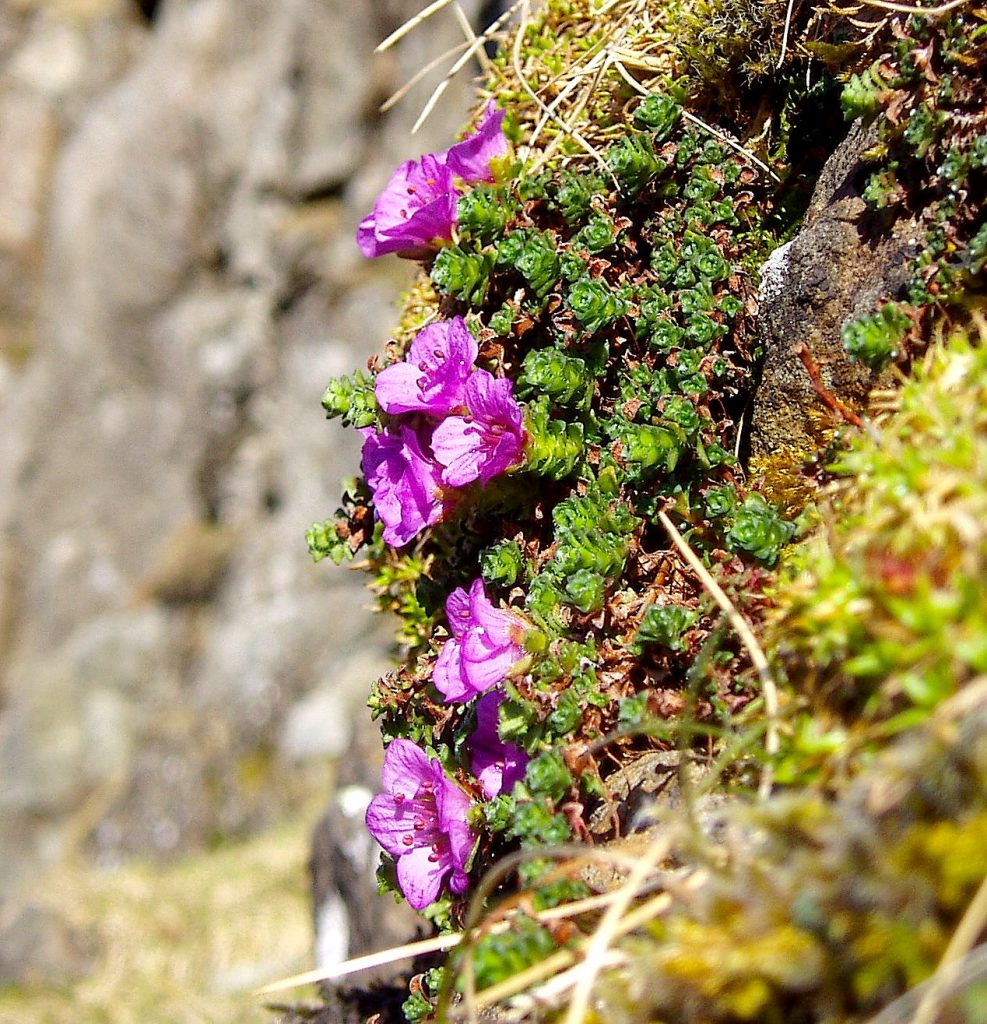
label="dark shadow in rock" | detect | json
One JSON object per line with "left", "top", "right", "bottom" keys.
{"left": 131, "top": 0, "right": 163, "bottom": 23}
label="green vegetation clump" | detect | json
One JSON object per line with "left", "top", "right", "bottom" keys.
{"left": 595, "top": 697, "right": 987, "bottom": 1024}
{"left": 768, "top": 326, "right": 987, "bottom": 781}
{"left": 838, "top": 12, "right": 987, "bottom": 363}
{"left": 306, "top": 1, "right": 987, "bottom": 1021}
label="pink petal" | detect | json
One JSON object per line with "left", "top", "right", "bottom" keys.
{"left": 358, "top": 157, "right": 459, "bottom": 260}
{"left": 374, "top": 361, "right": 428, "bottom": 415}
{"left": 462, "top": 639, "right": 518, "bottom": 694}
{"left": 445, "top": 817, "right": 475, "bottom": 878}
{"left": 435, "top": 770, "right": 472, "bottom": 828}
{"left": 381, "top": 738, "right": 432, "bottom": 795}
{"left": 468, "top": 579, "right": 519, "bottom": 639}
{"left": 432, "top": 416, "right": 483, "bottom": 487}
{"left": 396, "top": 845, "right": 447, "bottom": 910}
{"left": 464, "top": 371, "right": 523, "bottom": 431}
{"left": 411, "top": 317, "right": 479, "bottom": 377}
{"left": 433, "top": 638, "right": 471, "bottom": 702}
{"left": 356, "top": 214, "right": 384, "bottom": 258}
{"left": 446, "top": 102, "right": 508, "bottom": 184}
{"left": 445, "top": 586, "right": 472, "bottom": 639}
{"left": 365, "top": 794, "right": 414, "bottom": 857}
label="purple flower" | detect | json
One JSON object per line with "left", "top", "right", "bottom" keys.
{"left": 365, "top": 739, "right": 474, "bottom": 910}
{"left": 468, "top": 690, "right": 530, "bottom": 799}
{"left": 357, "top": 154, "right": 459, "bottom": 260}
{"left": 445, "top": 101, "right": 509, "bottom": 184}
{"left": 356, "top": 103, "right": 508, "bottom": 260}
{"left": 375, "top": 317, "right": 479, "bottom": 417}
{"left": 432, "top": 371, "right": 526, "bottom": 487}
{"left": 361, "top": 424, "right": 446, "bottom": 548}
{"left": 434, "top": 579, "right": 526, "bottom": 702}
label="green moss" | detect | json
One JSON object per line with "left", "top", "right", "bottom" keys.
{"left": 592, "top": 699, "right": 987, "bottom": 1024}
{"left": 767, "top": 328, "right": 987, "bottom": 775}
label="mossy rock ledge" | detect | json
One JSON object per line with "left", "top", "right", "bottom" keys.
{"left": 290, "top": 3, "right": 987, "bottom": 1023}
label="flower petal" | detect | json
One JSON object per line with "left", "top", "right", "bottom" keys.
{"left": 462, "top": 638, "right": 518, "bottom": 694}
{"left": 432, "top": 416, "right": 483, "bottom": 487}
{"left": 357, "top": 156, "right": 459, "bottom": 260}
{"left": 374, "top": 361, "right": 429, "bottom": 415}
{"left": 363, "top": 425, "right": 445, "bottom": 548}
{"left": 468, "top": 578, "right": 519, "bottom": 639}
{"left": 445, "top": 818, "right": 475, "bottom": 878}
{"left": 396, "top": 845, "right": 447, "bottom": 910}
{"left": 444, "top": 586, "right": 472, "bottom": 640}
{"left": 366, "top": 793, "right": 415, "bottom": 857}
{"left": 380, "top": 738, "right": 432, "bottom": 796}
{"left": 445, "top": 102, "right": 508, "bottom": 184}
{"left": 433, "top": 637, "right": 471, "bottom": 702}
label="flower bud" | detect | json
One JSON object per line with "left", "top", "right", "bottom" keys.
{"left": 321, "top": 370, "right": 379, "bottom": 428}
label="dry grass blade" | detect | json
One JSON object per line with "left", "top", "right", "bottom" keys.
{"left": 381, "top": 40, "right": 472, "bottom": 113}
{"left": 525, "top": 48, "right": 610, "bottom": 169}
{"left": 658, "top": 510, "right": 780, "bottom": 798}
{"left": 254, "top": 933, "right": 464, "bottom": 994}
{"left": 855, "top": 0, "right": 972, "bottom": 13}
{"left": 563, "top": 834, "right": 674, "bottom": 1024}
{"left": 614, "top": 55, "right": 782, "bottom": 182}
{"left": 469, "top": 891, "right": 683, "bottom": 1014}
{"left": 482, "top": 951, "right": 628, "bottom": 1020}
{"left": 522, "top": 872, "right": 707, "bottom": 1021}
{"left": 910, "top": 873, "right": 987, "bottom": 1024}
{"left": 511, "top": 0, "right": 618, "bottom": 183}
{"left": 377, "top": 0, "right": 456, "bottom": 52}
{"left": 778, "top": 0, "right": 797, "bottom": 66}
{"left": 452, "top": 1, "right": 495, "bottom": 79}
{"left": 412, "top": 0, "right": 523, "bottom": 133}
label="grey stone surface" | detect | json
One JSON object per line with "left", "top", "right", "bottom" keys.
{"left": 0, "top": 0, "right": 485, "bottom": 965}
{"left": 750, "top": 120, "right": 919, "bottom": 463}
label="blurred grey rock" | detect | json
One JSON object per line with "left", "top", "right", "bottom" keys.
{"left": 0, "top": 0, "right": 484, "bottom": 939}
{"left": 0, "top": 902, "right": 99, "bottom": 986}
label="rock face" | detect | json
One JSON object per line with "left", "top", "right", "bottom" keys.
{"left": 749, "top": 120, "right": 918, "bottom": 490}
{"left": 0, "top": 0, "right": 483, "bottom": 968}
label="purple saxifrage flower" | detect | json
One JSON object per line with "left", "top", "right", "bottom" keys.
{"left": 356, "top": 102, "right": 508, "bottom": 260}
{"left": 356, "top": 154, "right": 458, "bottom": 260}
{"left": 365, "top": 739, "right": 474, "bottom": 910}
{"left": 432, "top": 370, "right": 526, "bottom": 487}
{"left": 361, "top": 423, "right": 446, "bottom": 548}
{"left": 445, "top": 101, "right": 509, "bottom": 184}
{"left": 434, "top": 579, "right": 526, "bottom": 702}
{"left": 468, "top": 690, "right": 530, "bottom": 799}
{"left": 375, "top": 317, "right": 479, "bottom": 417}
